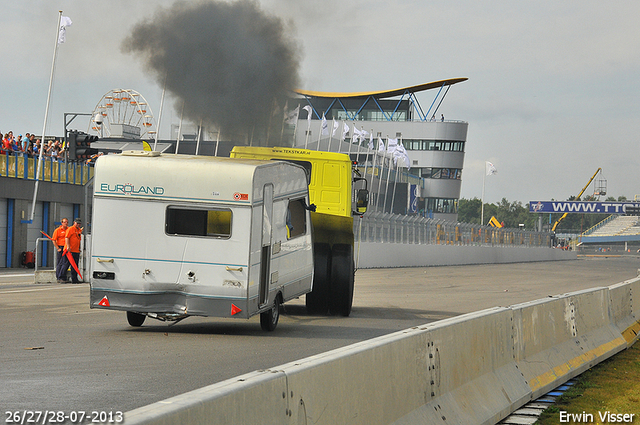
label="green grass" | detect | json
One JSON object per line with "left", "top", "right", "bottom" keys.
{"left": 535, "top": 341, "right": 640, "bottom": 424}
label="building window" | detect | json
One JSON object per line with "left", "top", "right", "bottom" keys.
{"left": 403, "top": 140, "right": 465, "bottom": 152}
{"left": 166, "top": 206, "right": 232, "bottom": 238}
{"left": 419, "top": 168, "right": 462, "bottom": 179}
{"left": 425, "top": 198, "right": 458, "bottom": 214}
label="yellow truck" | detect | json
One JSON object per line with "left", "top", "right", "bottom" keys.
{"left": 230, "top": 146, "right": 368, "bottom": 316}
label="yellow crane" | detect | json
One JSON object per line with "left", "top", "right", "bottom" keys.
{"left": 551, "top": 168, "right": 603, "bottom": 232}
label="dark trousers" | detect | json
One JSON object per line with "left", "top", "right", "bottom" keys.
{"left": 58, "top": 252, "right": 81, "bottom": 283}
{"left": 55, "top": 250, "right": 66, "bottom": 281}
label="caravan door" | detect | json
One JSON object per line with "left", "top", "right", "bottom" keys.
{"left": 258, "top": 184, "right": 274, "bottom": 307}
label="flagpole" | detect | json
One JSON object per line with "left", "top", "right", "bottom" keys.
{"left": 214, "top": 127, "right": 220, "bottom": 156}
{"left": 154, "top": 73, "right": 167, "bottom": 151}
{"left": 327, "top": 118, "right": 334, "bottom": 152}
{"left": 385, "top": 152, "right": 395, "bottom": 214}
{"left": 195, "top": 119, "right": 202, "bottom": 155}
{"left": 481, "top": 165, "right": 486, "bottom": 226}
{"left": 372, "top": 139, "right": 381, "bottom": 210}
{"left": 375, "top": 136, "right": 389, "bottom": 212}
{"left": 31, "top": 11, "right": 63, "bottom": 222}
{"left": 304, "top": 115, "right": 311, "bottom": 149}
{"left": 316, "top": 113, "right": 324, "bottom": 150}
{"left": 390, "top": 138, "right": 403, "bottom": 214}
{"left": 175, "top": 100, "right": 184, "bottom": 154}
{"left": 279, "top": 101, "right": 287, "bottom": 145}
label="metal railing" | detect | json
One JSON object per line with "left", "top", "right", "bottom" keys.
{"left": 0, "top": 152, "right": 94, "bottom": 185}
{"left": 355, "top": 212, "right": 552, "bottom": 247}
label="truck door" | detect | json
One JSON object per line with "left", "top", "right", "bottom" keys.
{"left": 259, "top": 184, "right": 274, "bottom": 307}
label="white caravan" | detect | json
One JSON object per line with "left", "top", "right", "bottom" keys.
{"left": 89, "top": 151, "right": 314, "bottom": 331}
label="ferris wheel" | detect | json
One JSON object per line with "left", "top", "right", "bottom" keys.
{"left": 89, "top": 89, "right": 156, "bottom": 139}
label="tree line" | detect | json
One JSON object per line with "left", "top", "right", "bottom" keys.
{"left": 457, "top": 196, "right": 629, "bottom": 233}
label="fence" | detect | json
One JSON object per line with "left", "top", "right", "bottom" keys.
{"left": 355, "top": 211, "right": 551, "bottom": 247}
{"left": 0, "top": 152, "right": 94, "bottom": 185}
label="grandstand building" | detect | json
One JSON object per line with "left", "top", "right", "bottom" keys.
{"left": 289, "top": 78, "right": 468, "bottom": 221}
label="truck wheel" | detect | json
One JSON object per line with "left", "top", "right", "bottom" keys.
{"left": 329, "top": 244, "right": 354, "bottom": 317}
{"left": 260, "top": 295, "right": 281, "bottom": 331}
{"left": 306, "top": 243, "right": 331, "bottom": 314}
{"left": 127, "top": 311, "right": 146, "bottom": 327}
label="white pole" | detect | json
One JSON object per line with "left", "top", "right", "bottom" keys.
{"left": 214, "top": 128, "right": 220, "bottom": 156}
{"left": 154, "top": 74, "right": 167, "bottom": 151}
{"left": 316, "top": 113, "right": 324, "bottom": 150}
{"left": 292, "top": 111, "right": 299, "bottom": 147}
{"left": 175, "top": 100, "right": 184, "bottom": 154}
{"left": 31, "top": 11, "right": 63, "bottom": 222}
{"left": 481, "top": 166, "right": 487, "bottom": 226}
{"left": 384, "top": 154, "right": 395, "bottom": 214}
{"left": 375, "top": 136, "right": 389, "bottom": 212}
{"left": 327, "top": 119, "right": 335, "bottom": 152}
{"left": 195, "top": 119, "right": 202, "bottom": 155}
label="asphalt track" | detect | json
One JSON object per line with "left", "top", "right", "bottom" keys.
{"left": 1, "top": 255, "right": 639, "bottom": 415}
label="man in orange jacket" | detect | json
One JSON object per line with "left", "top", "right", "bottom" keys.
{"left": 53, "top": 218, "right": 69, "bottom": 283}
{"left": 61, "top": 218, "right": 83, "bottom": 284}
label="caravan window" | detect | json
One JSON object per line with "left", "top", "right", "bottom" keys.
{"left": 166, "top": 206, "right": 232, "bottom": 238}
{"left": 286, "top": 198, "right": 307, "bottom": 239}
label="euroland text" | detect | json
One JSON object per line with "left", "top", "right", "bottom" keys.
{"left": 559, "top": 410, "right": 636, "bottom": 423}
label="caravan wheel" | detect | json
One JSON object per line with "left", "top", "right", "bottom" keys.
{"left": 306, "top": 243, "right": 331, "bottom": 314}
{"left": 329, "top": 244, "right": 354, "bottom": 317}
{"left": 126, "top": 311, "right": 146, "bottom": 327}
{"left": 260, "top": 296, "right": 281, "bottom": 332}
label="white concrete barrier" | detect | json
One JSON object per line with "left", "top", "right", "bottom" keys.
{"left": 125, "top": 280, "right": 636, "bottom": 425}
{"left": 512, "top": 288, "right": 627, "bottom": 399}
{"left": 125, "top": 370, "right": 290, "bottom": 425}
{"left": 609, "top": 277, "right": 640, "bottom": 345}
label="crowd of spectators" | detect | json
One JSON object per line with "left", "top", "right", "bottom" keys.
{"left": 1, "top": 130, "right": 65, "bottom": 159}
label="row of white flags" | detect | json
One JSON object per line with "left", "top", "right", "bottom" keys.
{"left": 284, "top": 105, "right": 411, "bottom": 168}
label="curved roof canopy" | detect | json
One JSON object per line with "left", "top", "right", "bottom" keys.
{"left": 295, "top": 78, "right": 468, "bottom": 99}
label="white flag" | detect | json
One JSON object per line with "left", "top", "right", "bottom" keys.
{"left": 394, "top": 144, "right": 410, "bottom": 169}
{"left": 284, "top": 105, "right": 299, "bottom": 125}
{"left": 486, "top": 161, "right": 497, "bottom": 176}
{"left": 332, "top": 120, "right": 339, "bottom": 137}
{"left": 341, "top": 122, "right": 350, "bottom": 141}
{"left": 387, "top": 138, "right": 398, "bottom": 156}
{"left": 377, "top": 137, "right": 385, "bottom": 152}
{"left": 58, "top": 16, "right": 72, "bottom": 44}
{"left": 367, "top": 133, "right": 374, "bottom": 151}
{"left": 303, "top": 105, "right": 313, "bottom": 122}
{"left": 320, "top": 114, "right": 329, "bottom": 135}
{"left": 352, "top": 127, "right": 363, "bottom": 144}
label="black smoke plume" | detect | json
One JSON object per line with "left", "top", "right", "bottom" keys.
{"left": 122, "top": 0, "right": 301, "bottom": 144}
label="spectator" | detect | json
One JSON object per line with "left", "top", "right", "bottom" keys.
{"left": 44, "top": 140, "right": 54, "bottom": 157}
{"left": 2, "top": 133, "right": 13, "bottom": 154}
{"left": 22, "top": 133, "right": 30, "bottom": 152}
{"left": 33, "top": 139, "right": 41, "bottom": 156}
{"left": 51, "top": 140, "right": 61, "bottom": 160}
{"left": 28, "top": 134, "right": 36, "bottom": 157}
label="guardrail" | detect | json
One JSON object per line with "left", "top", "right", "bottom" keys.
{"left": 0, "top": 152, "right": 94, "bottom": 184}
{"left": 355, "top": 212, "right": 552, "bottom": 247}
{"left": 123, "top": 277, "right": 640, "bottom": 425}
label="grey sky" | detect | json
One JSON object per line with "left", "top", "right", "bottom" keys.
{"left": 2, "top": 0, "right": 639, "bottom": 204}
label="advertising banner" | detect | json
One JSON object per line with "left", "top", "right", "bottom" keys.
{"left": 529, "top": 201, "right": 640, "bottom": 214}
